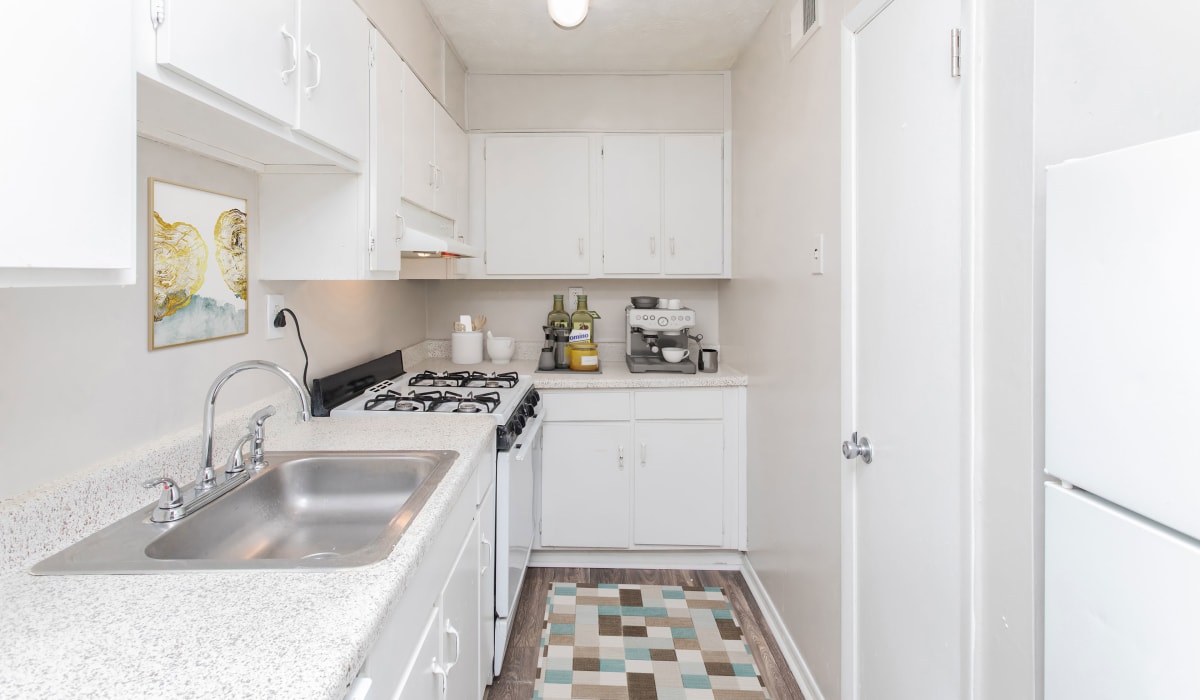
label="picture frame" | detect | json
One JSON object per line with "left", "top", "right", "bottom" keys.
{"left": 149, "top": 179, "right": 249, "bottom": 350}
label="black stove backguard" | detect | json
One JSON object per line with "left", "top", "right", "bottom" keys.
{"left": 310, "top": 351, "right": 406, "bottom": 417}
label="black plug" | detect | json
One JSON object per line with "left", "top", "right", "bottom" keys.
{"left": 273, "top": 310, "right": 287, "bottom": 328}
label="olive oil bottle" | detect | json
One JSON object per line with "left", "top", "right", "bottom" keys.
{"left": 547, "top": 294, "right": 571, "bottom": 330}
{"left": 569, "top": 294, "right": 595, "bottom": 343}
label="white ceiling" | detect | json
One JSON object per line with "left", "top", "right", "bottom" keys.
{"left": 421, "top": 0, "right": 779, "bottom": 73}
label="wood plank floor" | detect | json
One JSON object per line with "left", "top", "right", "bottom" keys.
{"left": 483, "top": 567, "right": 806, "bottom": 700}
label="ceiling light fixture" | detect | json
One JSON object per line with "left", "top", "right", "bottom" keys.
{"left": 548, "top": 0, "right": 589, "bottom": 28}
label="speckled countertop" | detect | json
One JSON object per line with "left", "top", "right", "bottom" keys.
{"left": 414, "top": 340, "right": 747, "bottom": 389}
{"left": 0, "top": 414, "right": 494, "bottom": 700}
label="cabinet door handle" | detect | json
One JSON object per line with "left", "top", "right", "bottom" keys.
{"left": 670, "top": 237, "right": 676, "bottom": 255}
{"left": 481, "top": 534, "right": 493, "bottom": 575}
{"left": 304, "top": 46, "right": 322, "bottom": 97}
{"left": 444, "top": 619, "right": 461, "bottom": 671}
{"left": 578, "top": 237, "right": 585, "bottom": 256}
{"left": 640, "top": 442, "right": 647, "bottom": 467}
{"left": 394, "top": 213, "right": 405, "bottom": 243}
{"left": 650, "top": 237, "right": 656, "bottom": 255}
{"left": 280, "top": 26, "right": 298, "bottom": 84}
{"left": 432, "top": 659, "right": 447, "bottom": 695}
{"left": 429, "top": 162, "right": 437, "bottom": 188}
{"left": 618, "top": 445, "right": 624, "bottom": 470}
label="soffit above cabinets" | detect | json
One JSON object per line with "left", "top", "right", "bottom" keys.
{"left": 421, "top": 0, "right": 776, "bottom": 73}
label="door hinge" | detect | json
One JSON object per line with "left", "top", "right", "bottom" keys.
{"left": 369, "top": 235, "right": 376, "bottom": 252}
{"left": 368, "top": 41, "right": 375, "bottom": 68}
{"left": 150, "top": 0, "right": 165, "bottom": 29}
{"left": 950, "top": 28, "right": 962, "bottom": 78}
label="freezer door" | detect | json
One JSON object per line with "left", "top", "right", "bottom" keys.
{"left": 1045, "top": 484, "right": 1200, "bottom": 699}
{"left": 1045, "top": 129, "right": 1200, "bottom": 541}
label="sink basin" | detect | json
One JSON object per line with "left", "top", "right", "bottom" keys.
{"left": 32, "top": 450, "right": 458, "bottom": 574}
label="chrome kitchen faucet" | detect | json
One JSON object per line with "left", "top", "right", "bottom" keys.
{"left": 143, "top": 360, "right": 312, "bottom": 523}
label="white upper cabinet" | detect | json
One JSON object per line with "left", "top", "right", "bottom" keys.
{"left": 475, "top": 132, "right": 727, "bottom": 278}
{"left": 484, "top": 135, "right": 592, "bottom": 276}
{"left": 602, "top": 135, "right": 663, "bottom": 274}
{"left": 402, "top": 63, "right": 439, "bottom": 212}
{"left": 436, "top": 108, "right": 469, "bottom": 227}
{"left": 153, "top": 0, "right": 368, "bottom": 161}
{"left": 155, "top": 0, "right": 300, "bottom": 127}
{"left": 663, "top": 134, "right": 724, "bottom": 275}
{"left": 368, "top": 30, "right": 406, "bottom": 273}
{"left": 1, "top": 0, "right": 135, "bottom": 286}
{"left": 292, "top": 0, "right": 370, "bottom": 160}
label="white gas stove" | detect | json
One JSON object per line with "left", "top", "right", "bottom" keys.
{"left": 310, "top": 351, "right": 543, "bottom": 681}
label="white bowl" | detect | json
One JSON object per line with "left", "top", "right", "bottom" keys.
{"left": 486, "top": 336, "right": 515, "bottom": 364}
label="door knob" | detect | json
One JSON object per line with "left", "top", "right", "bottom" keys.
{"left": 842, "top": 432, "right": 874, "bottom": 464}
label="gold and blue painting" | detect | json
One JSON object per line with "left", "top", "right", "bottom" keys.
{"left": 149, "top": 179, "right": 248, "bottom": 350}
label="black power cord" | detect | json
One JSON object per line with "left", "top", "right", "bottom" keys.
{"left": 273, "top": 308, "right": 310, "bottom": 398}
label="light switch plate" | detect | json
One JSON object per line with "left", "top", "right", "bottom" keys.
{"left": 568, "top": 287, "right": 584, "bottom": 310}
{"left": 265, "top": 294, "right": 286, "bottom": 339}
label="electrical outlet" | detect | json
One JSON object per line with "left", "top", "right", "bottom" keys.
{"left": 265, "top": 294, "right": 286, "bottom": 339}
{"left": 568, "top": 287, "right": 584, "bottom": 310}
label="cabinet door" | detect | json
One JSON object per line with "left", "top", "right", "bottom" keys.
{"left": 393, "top": 606, "right": 442, "bottom": 700}
{"left": 541, "top": 423, "right": 631, "bottom": 547}
{"left": 370, "top": 32, "right": 405, "bottom": 273}
{"left": 633, "top": 422, "right": 724, "bottom": 546}
{"left": 443, "top": 519, "right": 481, "bottom": 700}
{"left": 294, "top": 0, "right": 369, "bottom": 160}
{"left": 484, "top": 136, "right": 591, "bottom": 276}
{"left": 2, "top": 0, "right": 134, "bottom": 282}
{"left": 478, "top": 484, "right": 497, "bottom": 690}
{"left": 436, "top": 108, "right": 466, "bottom": 221}
{"left": 602, "top": 135, "right": 662, "bottom": 274}
{"left": 664, "top": 134, "right": 724, "bottom": 275}
{"left": 155, "top": 0, "right": 299, "bottom": 126}
{"left": 402, "top": 64, "right": 439, "bottom": 211}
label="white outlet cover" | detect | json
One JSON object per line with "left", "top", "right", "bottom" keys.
{"left": 265, "top": 294, "right": 285, "bottom": 339}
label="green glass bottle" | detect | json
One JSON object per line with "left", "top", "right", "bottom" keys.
{"left": 547, "top": 294, "right": 571, "bottom": 330}
{"left": 570, "top": 294, "right": 594, "bottom": 343}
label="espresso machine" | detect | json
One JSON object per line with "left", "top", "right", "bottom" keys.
{"left": 626, "top": 305, "right": 699, "bottom": 373}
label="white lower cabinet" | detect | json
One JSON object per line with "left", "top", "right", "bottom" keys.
{"left": 538, "top": 388, "right": 742, "bottom": 550}
{"left": 541, "top": 422, "right": 633, "bottom": 548}
{"left": 352, "top": 467, "right": 487, "bottom": 700}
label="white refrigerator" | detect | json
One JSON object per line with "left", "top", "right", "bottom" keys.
{"left": 1045, "top": 130, "right": 1200, "bottom": 699}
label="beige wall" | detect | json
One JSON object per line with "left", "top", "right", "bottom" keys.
{"left": 466, "top": 73, "right": 727, "bottom": 132}
{"left": 724, "top": 0, "right": 845, "bottom": 696}
{"left": 0, "top": 139, "right": 427, "bottom": 502}
{"left": 425, "top": 279, "right": 719, "bottom": 345}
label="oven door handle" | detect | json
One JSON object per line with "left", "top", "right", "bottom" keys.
{"left": 513, "top": 412, "right": 545, "bottom": 462}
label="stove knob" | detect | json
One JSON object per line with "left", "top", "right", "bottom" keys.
{"left": 529, "top": 389, "right": 541, "bottom": 407}
{"left": 514, "top": 414, "right": 527, "bottom": 431}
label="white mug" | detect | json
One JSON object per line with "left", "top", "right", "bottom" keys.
{"left": 660, "top": 347, "right": 690, "bottom": 363}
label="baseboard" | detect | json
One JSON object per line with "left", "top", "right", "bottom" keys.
{"left": 740, "top": 554, "right": 827, "bottom": 700}
{"left": 529, "top": 549, "right": 744, "bottom": 570}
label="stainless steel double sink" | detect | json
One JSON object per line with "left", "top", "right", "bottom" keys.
{"left": 33, "top": 450, "right": 458, "bottom": 574}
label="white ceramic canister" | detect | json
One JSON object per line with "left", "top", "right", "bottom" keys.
{"left": 451, "top": 331, "right": 484, "bottom": 364}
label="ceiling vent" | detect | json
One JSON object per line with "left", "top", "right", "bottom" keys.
{"left": 790, "top": 0, "right": 820, "bottom": 56}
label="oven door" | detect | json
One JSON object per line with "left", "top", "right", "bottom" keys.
{"left": 495, "top": 411, "right": 543, "bottom": 620}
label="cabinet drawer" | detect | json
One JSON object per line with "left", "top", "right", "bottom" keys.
{"left": 543, "top": 391, "right": 631, "bottom": 422}
{"left": 635, "top": 390, "right": 724, "bottom": 420}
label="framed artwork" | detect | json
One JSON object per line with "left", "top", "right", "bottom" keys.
{"left": 149, "top": 179, "right": 248, "bottom": 350}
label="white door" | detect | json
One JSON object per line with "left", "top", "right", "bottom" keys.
{"left": 484, "top": 136, "right": 592, "bottom": 276}
{"left": 602, "top": 134, "right": 662, "bottom": 274}
{"left": 294, "top": 0, "right": 369, "bottom": 160}
{"left": 442, "top": 519, "right": 480, "bottom": 700}
{"left": 663, "top": 134, "right": 724, "bottom": 275}
{"left": 632, "top": 422, "right": 724, "bottom": 546}
{"left": 841, "top": 0, "right": 968, "bottom": 698}
{"left": 369, "top": 30, "right": 405, "bottom": 273}
{"left": 155, "top": 0, "right": 299, "bottom": 125}
{"left": 540, "top": 422, "right": 630, "bottom": 547}
{"left": 402, "top": 64, "right": 438, "bottom": 211}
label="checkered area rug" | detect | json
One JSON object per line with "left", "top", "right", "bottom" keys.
{"left": 534, "top": 582, "right": 770, "bottom": 699}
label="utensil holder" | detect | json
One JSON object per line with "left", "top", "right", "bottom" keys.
{"left": 451, "top": 331, "right": 483, "bottom": 364}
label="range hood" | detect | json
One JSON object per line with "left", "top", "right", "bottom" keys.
{"left": 397, "top": 200, "right": 481, "bottom": 258}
